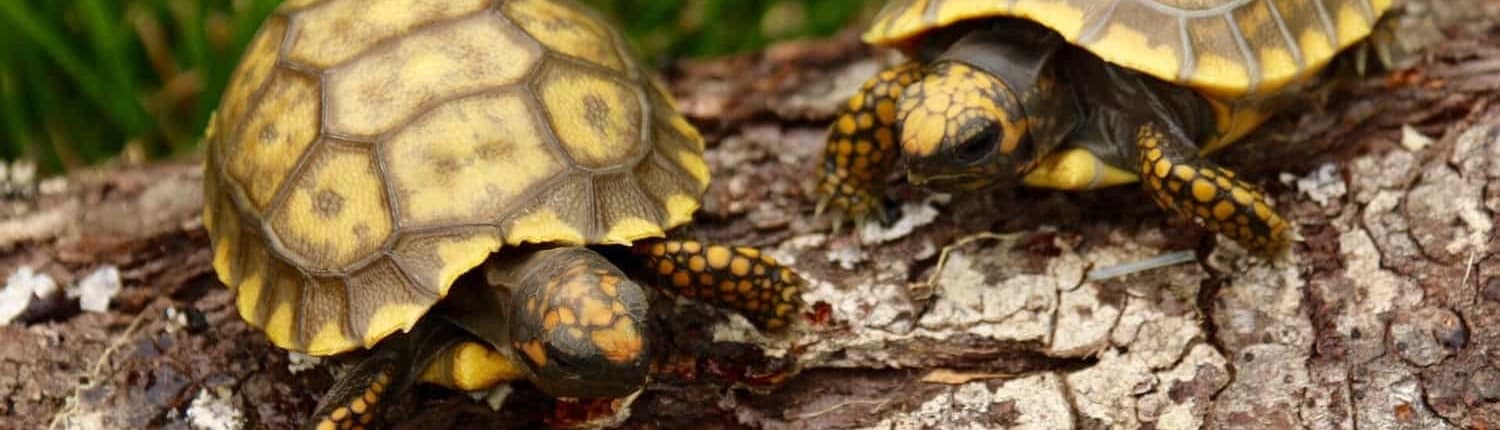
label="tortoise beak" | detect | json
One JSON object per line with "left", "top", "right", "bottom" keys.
{"left": 908, "top": 171, "right": 988, "bottom": 191}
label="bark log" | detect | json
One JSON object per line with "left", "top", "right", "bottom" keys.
{"left": 4, "top": 1, "right": 1500, "bottom": 429}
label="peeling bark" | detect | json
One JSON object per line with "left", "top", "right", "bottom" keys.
{"left": 4, "top": 1, "right": 1500, "bottom": 429}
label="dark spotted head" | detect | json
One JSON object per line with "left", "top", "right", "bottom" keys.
{"left": 510, "top": 259, "right": 651, "bottom": 399}
{"left": 899, "top": 61, "right": 1034, "bottom": 191}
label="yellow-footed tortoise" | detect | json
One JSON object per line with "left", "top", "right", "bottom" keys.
{"left": 201, "top": 0, "right": 802, "bottom": 427}
{"left": 817, "top": 0, "right": 1393, "bottom": 255}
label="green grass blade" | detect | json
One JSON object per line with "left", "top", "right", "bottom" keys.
{"left": 0, "top": 1, "right": 150, "bottom": 135}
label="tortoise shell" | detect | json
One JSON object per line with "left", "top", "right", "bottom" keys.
{"left": 864, "top": 0, "right": 1392, "bottom": 96}
{"left": 203, "top": 0, "right": 708, "bottom": 356}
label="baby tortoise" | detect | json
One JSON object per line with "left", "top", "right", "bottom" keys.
{"left": 817, "top": 0, "right": 1392, "bottom": 256}
{"left": 202, "top": 0, "right": 801, "bottom": 428}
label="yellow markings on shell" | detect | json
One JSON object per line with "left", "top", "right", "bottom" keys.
{"left": 538, "top": 67, "right": 643, "bottom": 168}
{"left": 325, "top": 14, "right": 539, "bottom": 137}
{"left": 283, "top": 0, "right": 490, "bottom": 68}
{"left": 667, "top": 112, "right": 705, "bottom": 151}
{"left": 1193, "top": 53, "right": 1250, "bottom": 98}
{"left": 270, "top": 144, "right": 393, "bottom": 271}
{"left": 504, "top": 0, "right": 627, "bottom": 73}
{"left": 234, "top": 251, "right": 267, "bottom": 324}
{"left": 362, "top": 304, "right": 427, "bottom": 349}
{"left": 1298, "top": 29, "right": 1335, "bottom": 71}
{"left": 674, "top": 148, "right": 712, "bottom": 187}
{"left": 1191, "top": 180, "right": 1218, "bottom": 203}
{"left": 226, "top": 72, "right": 320, "bottom": 210}
{"left": 216, "top": 17, "right": 284, "bottom": 137}
{"left": 211, "top": 199, "right": 242, "bottom": 286}
{"left": 687, "top": 255, "right": 706, "bottom": 272}
{"left": 1256, "top": 47, "right": 1298, "bottom": 93}
{"left": 581, "top": 297, "right": 616, "bottom": 327}
{"left": 393, "top": 231, "right": 501, "bottom": 309}
{"left": 601, "top": 217, "right": 663, "bottom": 245}
{"left": 263, "top": 300, "right": 297, "bottom": 351}
{"left": 590, "top": 318, "right": 644, "bottom": 364}
{"left": 316, "top": 419, "right": 336, "bottom": 430}
{"left": 1371, "top": 0, "right": 1393, "bottom": 14}
{"left": 557, "top": 307, "right": 577, "bottom": 325}
{"left": 664, "top": 194, "right": 700, "bottom": 228}
{"left": 420, "top": 341, "right": 525, "bottom": 391}
{"left": 1007, "top": 0, "right": 1086, "bottom": 39}
{"left": 383, "top": 92, "right": 561, "bottom": 228}
{"left": 1022, "top": 148, "right": 1139, "bottom": 190}
{"left": 307, "top": 319, "right": 355, "bottom": 356}
{"left": 507, "top": 209, "right": 585, "bottom": 245}
{"left": 1335, "top": 3, "right": 1371, "bottom": 45}
{"left": 1085, "top": 23, "right": 1179, "bottom": 88}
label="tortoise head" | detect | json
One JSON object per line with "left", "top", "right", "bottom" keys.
{"left": 509, "top": 253, "right": 652, "bottom": 399}
{"left": 899, "top": 61, "right": 1033, "bottom": 192}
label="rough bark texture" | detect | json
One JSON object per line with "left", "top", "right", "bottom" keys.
{"left": 4, "top": 1, "right": 1500, "bottom": 429}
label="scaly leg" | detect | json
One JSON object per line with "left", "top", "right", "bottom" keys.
{"left": 301, "top": 321, "right": 462, "bottom": 430}
{"left": 816, "top": 61, "right": 924, "bottom": 232}
{"left": 633, "top": 239, "right": 802, "bottom": 331}
{"left": 1135, "top": 123, "right": 1298, "bottom": 256}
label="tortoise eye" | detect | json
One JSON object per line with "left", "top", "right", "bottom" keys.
{"left": 954, "top": 121, "right": 1000, "bottom": 164}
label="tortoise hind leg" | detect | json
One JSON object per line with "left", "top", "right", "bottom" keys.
{"left": 815, "top": 61, "right": 925, "bottom": 233}
{"left": 633, "top": 239, "right": 802, "bottom": 331}
{"left": 1135, "top": 123, "right": 1298, "bottom": 256}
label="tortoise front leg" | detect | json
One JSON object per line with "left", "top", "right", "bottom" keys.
{"left": 301, "top": 321, "right": 465, "bottom": 430}
{"left": 1135, "top": 123, "right": 1298, "bottom": 256}
{"left": 303, "top": 350, "right": 399, "bottom": 430}
{"left": 633, "top": 239, "right": 802, "bottom": 331}
{"left": 816, "top": 61, "right": 925, "bottom": 232}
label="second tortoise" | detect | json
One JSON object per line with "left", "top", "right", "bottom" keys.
{"left": 817, "top": 0, "right": 1394, "bottom": 255}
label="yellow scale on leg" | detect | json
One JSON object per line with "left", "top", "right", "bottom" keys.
{"left": 635, "top": 240, "right": 802, "bottom": 330}
{"left": 312, "top": 369, "right": 389, "bottom": 430}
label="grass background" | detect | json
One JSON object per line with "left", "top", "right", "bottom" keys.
{"left": 0, "top": 0, "right": 877, "bottom": 174}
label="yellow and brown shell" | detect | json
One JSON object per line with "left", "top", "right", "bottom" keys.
{"left": 865, "top": 0, "right": 1391, "bottom": 96}
{"left": 202, "top": 0, "right": 708, "bottom": 356}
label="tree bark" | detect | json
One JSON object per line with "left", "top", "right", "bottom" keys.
{"left": 4, "top": 1, "right": 1499, "bottom": 429}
